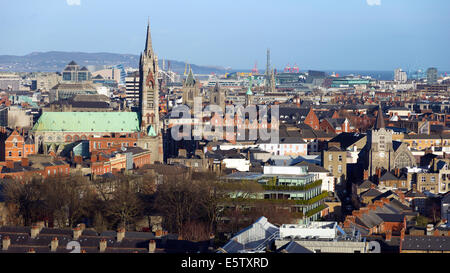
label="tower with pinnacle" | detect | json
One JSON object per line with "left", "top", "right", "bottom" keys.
{"left": 139, "top": 19, "right": 160, "bottom": 134}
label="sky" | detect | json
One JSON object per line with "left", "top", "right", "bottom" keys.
{"left": 0, "top": 0, "right": 449, "bottom": 71}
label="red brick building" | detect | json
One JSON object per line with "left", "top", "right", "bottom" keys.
{"left": 304, "top": 108, "right": 320, "bottom": 130}
{"left": 4, "top": 130, "right": 36, "bottom": 162}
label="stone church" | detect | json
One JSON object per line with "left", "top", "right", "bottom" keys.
{"left": 182, "top": 66, "right": 201, "bottom": 109}
{"left": 358, "top": 105, "right": 416, "bottom": 181}
{"left": 209, "top": 82, "right": 225, "bottom": 111}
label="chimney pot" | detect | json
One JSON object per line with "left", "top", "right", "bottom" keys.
{"left": 149, "top": 240, "right": 156, "bottom": 253}
{"left": 117, "top": 228, "right": 125, "bottom": 242}
{"left": 99, "top": 239, "right": 107, "bottom": 252}
{"left": 30, "top": 225, "right": 40, "bottom": 239}
{"left": 2, "top": 236, "right": 11, "bottom": 251}
{"left": 50, "top": 237, "right": 58, "bottom": 252}
{"left": 73, "top": 227, "right": 82, "bottom": 240}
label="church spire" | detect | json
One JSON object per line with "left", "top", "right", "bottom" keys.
{"left": 145, "top": 18, "right": 153, "bottom": 55}
{"left": 374, "top": 103, "right": 385, "bottom": 130}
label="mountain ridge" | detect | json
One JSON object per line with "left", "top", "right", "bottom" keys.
{"left": 0, "top": 51, "right": 228, "bottom": 75}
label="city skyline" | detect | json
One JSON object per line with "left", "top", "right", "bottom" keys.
{"left": 0, "top": 0, "right": 449, "bottom": 71}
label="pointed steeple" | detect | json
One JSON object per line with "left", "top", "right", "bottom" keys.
{"left": 185, "top": 65, "right": 195, "bottom": 86}
{"left": 214, "top": 81, "right": 220, "bottom": 92}
{"left": 144, "top": 18, "right": 153, "bottom": 55}
{"left": 374, "top": 103, "right": 385, "bottom": 130}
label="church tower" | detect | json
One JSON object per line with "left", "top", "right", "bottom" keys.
{"left": 182, "top": 65, "right": 201, "bottom": 109}
{"left": 360, "top": 104, "right": 394, "bottom": 179}
{"left": 139, "top": 19, "right": 160, "bottom": 134}
{"left": 210, "top": 82, "right": 225, "bottom": 110}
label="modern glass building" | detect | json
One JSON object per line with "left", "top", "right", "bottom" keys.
{"left": 224, "top": 168, "right": 328, "bottom": 224}
{"left": 62, "top": 61, "right": 91, "bottom": 82}
{"left": 427, "top": 67, "right": 438, "bottom": 84}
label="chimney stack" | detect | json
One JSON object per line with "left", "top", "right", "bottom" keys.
{"left": 116, "top": 228, "right": 125, "bottom": 243}
{"left": 73, "top": 227, "right": 82, "bottom": 240}
{"left": 2, "top": 236, "right": 11, "bottom": 251}
{"left": 50, "top": 237, "right": 58, "bottom": 252}
{"left": 6, "top": 160, "right": 14, "bottom": 169}
{"left": 99, "top": 239, "right": 107, "bottom": 252}
{"left": 21, "top": 157, "right": 29, "bottom": 167}
{"left": 30, "top": 225, "right": 40, "bottom": 239}
{"left": 27, "top": 248, "right": 36, "bottom": 253}
{"left": 148, "top": 240, "right": 156, "bottom": 253}
{"left": 385, "top": 230, "right": 392, "bottom": 241}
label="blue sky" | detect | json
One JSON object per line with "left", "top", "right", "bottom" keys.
{"left": 0, "top": 0, "right": 449, "bottom": 71}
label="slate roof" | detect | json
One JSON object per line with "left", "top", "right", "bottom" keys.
{"left": 0, "top": 226, "right": 211, "bottom": 253}
{"left": 294, "top": 161, "right": 329, "bottom": 173}
{"left": 360, "top": 188, "right": 383, "bottom": 198}
{"left": 277, "top": 241, "right": 313, "bottom": 253}
{"left": 328, "top": 132, "right": 365, "bottom": 150}
{"left": 379, "top": 172, "right": 400, "bottom": 181}
{"left": 401, "top": 236, "right": 450, "bottom": 252}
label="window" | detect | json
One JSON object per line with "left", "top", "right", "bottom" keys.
{"left": 338, "top": 165, "right": 342, "bottom": 173}
{"left": 8, "top": 151, "right": 11, "bottom": 157}
{"left": 338, "top": 155, "right": 343, "bottom": 161}
{"left": 329, "top": 154, "right": 333, "bottom": 161}
{"left": 431, "top": 176, "right": 436, "bottom": 183}
{"left": 421, "top": 177, "right": 426, "bottom": 182}
{"left": 329, "top": 166, "right": 333, "bottom": 173}
{"left": 18, "top": 151, "right": 21, "bottom": 157}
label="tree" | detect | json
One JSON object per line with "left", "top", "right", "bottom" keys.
{"left": 3, "top": 177, "right": 47, "bottom": 226}
{"left": 105, "top": 174, "right": 144, "bottom": 230}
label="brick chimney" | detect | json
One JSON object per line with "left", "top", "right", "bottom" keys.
{"left": 30, "top": 225, "right": 40, "bottom": 239}
{"left": 6, "top": 160, "right": 14, "bottom": 169}
{"left": 116, "top": 227, "right": 125, "bottom": 243}
{"left": 73, "top": 227, "right": 82, "bottom": 240}
{"left": 27, "top": 248, "right": 36, "bottom": 253}
{"left": 352, "top": 210, "right": 362, "bottom": 218}
{"left": 21, "top": 157, "right": 29, "bottom": 167}
{"left": 433, "top": 229, "right": 440, "bottom": 237}
{"left": 360, "top": 207, "right": 370, "bottom": 215}
{"left": 363, "top": 170, "right": 369, "bottom": 181}
{"left": 368, "top": 204, "right": 377, "bottom": 211}
{"left": 148, "top": 240, "right": 156, "bottom": 253}
{"left": 99, "top": 239, "right": 107, "bottom": 252}
{"left": 50, "top": 237, "right": 58, "bottom": 252}
{"left": 385, "top": 230, "right": 392, "bottom": 241}
{"left": 381, "top": 197, "right": 390, "bottom": 204}
{"left": 374, "top": 200, "right": 384, "bottom": 208}
{"left": 155, "top": 230, "right": 163, "bottom": 237}
{"left": 2, "top": 236, "right": 11, "bottom": 251}
{"left": 74, "top": 156, "right": 82, "bottom": 164}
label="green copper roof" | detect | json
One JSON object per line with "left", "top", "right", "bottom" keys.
{"left": 32, "top": 112, "right": 140, "bottom": 133}
{"left": 148, "top": 125, "right": 157, "bottom": 136}
{"left": 246, "top": 76, "right": 253, "bottom": 95}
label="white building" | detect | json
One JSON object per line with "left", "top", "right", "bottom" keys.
{"left": 257, "top": 137, "right": 307, "bottom": 157}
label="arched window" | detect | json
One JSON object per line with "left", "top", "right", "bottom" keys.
{"left": 66, "top": 135, "right": 72, "bottom": 142}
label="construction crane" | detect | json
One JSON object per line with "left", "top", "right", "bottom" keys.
{"left": 251, "top": 61, "right": 258, "bottom": 74}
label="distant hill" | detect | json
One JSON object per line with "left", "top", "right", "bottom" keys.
{"left": 0, "top": 51, "right": 228, "bottom": 75}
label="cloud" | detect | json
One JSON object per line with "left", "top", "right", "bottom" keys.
{"left": 366, "top": 0, "right": 381, "bottom": 6}
{"left": 66, "top": 0, "right": 81, "bottom": 6}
